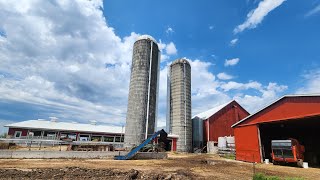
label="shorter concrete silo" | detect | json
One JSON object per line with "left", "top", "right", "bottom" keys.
{"left": 167, "top": 58, "right": 192, "bottom": 152}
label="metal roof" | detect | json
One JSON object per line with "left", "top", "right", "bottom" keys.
{"left": 192, "top": 100, "right": 234, "bottom": 120}
{"left": 5, "top": 120, "right": 179, "bottom": 138}
{"left": 231, "top": 94, "right": 320, "bottom": 128}
{"left": 5, "top": 119, "right": 125, "bottom": 134}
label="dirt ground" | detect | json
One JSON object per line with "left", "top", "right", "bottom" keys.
{"left": 0, "top": 153, "right": 319, "bottom": 179}
{"left": 1, "top": 143, "right": 69, "bottom": 151}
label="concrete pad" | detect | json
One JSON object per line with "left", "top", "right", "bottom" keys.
{"left": 132, "top": 152, "right": 167, "bottom": 160}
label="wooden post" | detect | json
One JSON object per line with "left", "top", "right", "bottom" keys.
{"left": 257, "top": 125, "right": 263, "bottom": 163}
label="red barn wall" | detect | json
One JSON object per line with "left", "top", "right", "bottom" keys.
{"left": 234, "top": 125, "right": 261, "bottom": 162}
{"left": 8, "top": 128, "right": 28, "bottom": 136}
{"left": 205, "top": 101, "right": 249, "bottom": 142}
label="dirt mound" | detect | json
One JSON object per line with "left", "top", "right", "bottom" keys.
{"left": 0, "top": 167, "right": 196, "bottom": 180}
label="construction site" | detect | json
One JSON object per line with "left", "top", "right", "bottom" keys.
{"left": 1, "top": 35, "right": 320, "bottom": 179}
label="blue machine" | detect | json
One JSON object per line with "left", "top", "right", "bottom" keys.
{"left": 114, "top": 129, "right": 165, "bottom": 160}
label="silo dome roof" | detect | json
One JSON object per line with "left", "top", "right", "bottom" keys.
{"left": 136, "top": 35, "right": 157, "bottom": 44}
{"left": 171, "top": 58, "right": 190, "bottom": 66}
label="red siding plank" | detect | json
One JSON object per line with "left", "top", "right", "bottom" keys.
{"left": 234, "top": 125, "right": 261, "bottom": 163}
{"left": 207, "top": 101, "right": 249, "bottom": 142}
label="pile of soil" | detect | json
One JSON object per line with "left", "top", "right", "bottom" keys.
{"left": 0, "top": 167, "right": 196, "bottom": 180}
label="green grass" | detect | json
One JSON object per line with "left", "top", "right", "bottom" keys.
{"left": 253, "top": 173, "right": 304, "bottom": 180}
{"left": 221, "top": 154, "right": 235, "bottom": 160}
{"left": 253, "top": 173, "right": 280, "bottom": 180}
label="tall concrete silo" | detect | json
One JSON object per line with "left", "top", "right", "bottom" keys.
{"left": 124, "top": 35, "right": 160, "bottom": 149}
{"left": 167, "top": 59, "right": 192, "bottom": 152}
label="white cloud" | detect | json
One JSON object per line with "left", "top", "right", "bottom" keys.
{"left": 217, "top": 72, "right": 234, "bottom": 80}
{"left": 166, "top": 27, "right": 174, "bottom": 34}
{"left": 179, "top": 58, "right": 287, "bottom": 115}
{"left": 158, "top": 40, "right": 178, "bottom": 62}
{"left": 189, "top": 59, "right": 219, "bottom": 96}
{"left": 305, "top": 4, "right": 320, "bottom": 17}
{"left": 220, "top": 81, "right": 262, "bottom": 91}
{"left": 158, "top": 40, "right": 167, "bottom": 52}
{"left": 209, "top": 25, "right": 214, "bottom": 30}
{"left": 186, "top": 59, "right": 231, "bottom": 115}
{"left": 156, "top": 66, "right": 169, "bottom": 130}
{"left": 230, "top": 38, "right": 239, "bottom": 46}
{"left": 0, "top": 0, "right": 289, "bottom": 129}
{"left": 160, "top": 54, "right": 170, "bottom": 62}
{"left": 224, "top": 58, "right": 240, "bottom": 66}
{"left": 0, "top": 0, "right": 176, "bottom": 126}
{"left": 234, "top": 0, "right": 286, "bottom": 33}
{"left": 234, "top": 82, "right": 287, "bottom": 112}
{"left": 296, "top": 69, "right": 320, "bottom": 94}
{"left": 165, "top": 42, "right": 177, "bottom": 55}
{"left": 185, "top": 60, "right": 287, "bottom": 114}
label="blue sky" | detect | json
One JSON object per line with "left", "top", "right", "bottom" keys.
{"left": 104, "top": 0, "right": 320, "bottom": 85}
{"left": 0, "top": 0, "right": 320, "bottom": 134}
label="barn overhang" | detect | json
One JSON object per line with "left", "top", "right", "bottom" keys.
{"left": 232, "top": 94, "right": 320, "bottom": 165}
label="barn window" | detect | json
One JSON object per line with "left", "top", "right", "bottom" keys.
{"left": 14, "top": 131, "right": 22, "bottom": 138}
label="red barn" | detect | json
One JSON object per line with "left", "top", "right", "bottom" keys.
{"left": 192, "top": 100, "right": 249, "bottom": 150}
{"left": 232, "top": 95, "right": 320, "bottom": 166}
